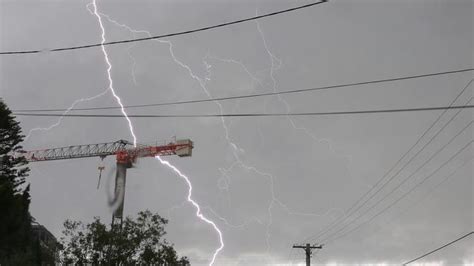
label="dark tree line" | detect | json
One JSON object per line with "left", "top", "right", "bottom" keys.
{"left": 0, "top": 99, "right": 38, "bottom": 264}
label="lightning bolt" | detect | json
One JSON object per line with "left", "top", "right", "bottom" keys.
{"left": 156, "top": 156, "right": 224, "bottom": 265}
{"left": 97, "top": 12, "right": 276, "bottom": 257}
{"left": 89, "top": 0, "right": 137, "bottom": 147}
{"left": 89, "top": 1, "right": 224, "bottom": 265}
{"left": 24, "top": 88, "right": 108, "bottom": 141}
{"left": 255, "top": 12, "right": 352, "bottom": 165}
{"left": 204, "top": 205, "right": 265, "bottom": 228}
{"left": 203, "top": 29, "right": 350, "bottom": 254}
{"left": 94, "top": 13, "right": 237, "bottom": 264}
{"left": 201, "top": 51, "right": 281, "bottom": 252}
{"left": 96, "top": 6, "right": 345, "bottom": 264}
{"left": 254, "top": 10, "right": 355, "bottom": 252}
{"left": 19, "top": 1, "right": 337, "bottom": 264}
{"left": 202, "top": 48, "right": 327, "bottom": 255}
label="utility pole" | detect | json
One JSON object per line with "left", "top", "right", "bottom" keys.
{"left": 292, "top": 243, "right": 322, "bottom": 266}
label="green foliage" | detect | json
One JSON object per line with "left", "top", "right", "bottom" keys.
{"left": 0, "top": 99, "right": 57, "bottom": 265}
{"left": 0, "top": 99, "right": 35, "bottom": 264}
{"left": 0, "top": 100, "right": 29, "bottom": 192}
{"left": 59, "top": 210, "right": 190, "bottom": 265}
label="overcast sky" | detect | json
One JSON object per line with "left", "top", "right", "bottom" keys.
{"left": 1, "top": 0, "right": 473, "bottom": 265}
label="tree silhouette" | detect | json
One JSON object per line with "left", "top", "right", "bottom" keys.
{"left": 0, "top": 99, "right": 34, "bottom": 264}
{"left": 59, "top": 210, "right": 190, "bottom": 265}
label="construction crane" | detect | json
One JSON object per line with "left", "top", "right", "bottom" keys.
{"left": 21, "top": 139, "right": 193, "bottom": 227}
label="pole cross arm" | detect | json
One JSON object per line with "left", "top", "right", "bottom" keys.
{"left": 292, "top": 244, "right": 322, "bottom": 249}
{"left": 292, "top": 243, "right": 323, "bottom": 266}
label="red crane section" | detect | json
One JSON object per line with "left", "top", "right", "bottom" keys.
{"left": 22, "top": 139, "right": 193, "bottom": 227}
{"left": 115, "top": 139, "right": 193, "bottom": 164}
{"left": 23, "top": 139, "right": 193, "bottom": 164}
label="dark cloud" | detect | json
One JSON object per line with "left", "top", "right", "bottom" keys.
{"left": 1, "top": 0, "right": 472, "bottom": 265}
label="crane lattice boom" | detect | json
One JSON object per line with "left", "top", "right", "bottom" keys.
{"left": 21, "top": 138, "right": 194, "bottom": 228}
{"left": 23, "top": 139, "right": 193, "bottom": 163}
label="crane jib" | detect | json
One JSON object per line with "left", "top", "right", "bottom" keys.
{"left": 20, "top": 139, "right": 193, "bottom": 163}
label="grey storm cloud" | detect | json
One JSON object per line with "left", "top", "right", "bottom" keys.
{"left": 1, "top": 0, "right": 472, "bottom": 265}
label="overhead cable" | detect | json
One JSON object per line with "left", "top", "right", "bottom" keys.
{"left": 300, "top": 79, "right": 473, "bottom": 244}
{"left": 0, "top": 0, "right": 327, "bottom": 55}
{"left": 323, "top": 139, "right": 473, "bottom": 245}
{"left": 13, "top": 68, "right": 473, "bottom": 113}
{"left": 321, "top": 122, "right": 473, "bottom": 244}
{"left": 12, "top": 105, "right": 474, "bottom": 118}
{"left": 403, "top": 232, "right": 474, "bottom": 265}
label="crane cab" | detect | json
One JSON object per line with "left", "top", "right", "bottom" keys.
{"left": 175, "top": 139, "right": 193, "bottom": 157}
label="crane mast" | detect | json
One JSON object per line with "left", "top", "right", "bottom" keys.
{"left": 22, "top": 139, "right": 194, "bottom": 227}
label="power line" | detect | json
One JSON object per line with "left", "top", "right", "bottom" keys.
{"left": 323, "top": 156, "right": 473, "bottom": 250}
{"left": 316, "top": 93, "right": 473, "bottom": 243}
{"left": 379, "top": 157, "right": 473, "bottom": 239}
{"left": 403, "top": 231, "right": 474, "bottom": 265}
{"left": 13, "top": 68, "right": 473, "bottom": 112}
{"left": 324, "top": 139, "right": 473, "bottom": 245}
{"left": 0, "top": 0, "right": 327, "bottom": 55}
{"left": 316, "top": 96, "right": 473, "bottom": 243}
{"left": 300, "top": 79, "right": 473, "bottom": 244}
{"left": 11, "top": 104, "right": 474, "bottom": 118}
{"left": 321, "top": 122, "right": 473, "bottom": 244}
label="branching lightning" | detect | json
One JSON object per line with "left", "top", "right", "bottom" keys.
{"left": 89, "top": 0, "right": 137, "bottom": 147}
{"left": 194, "top": 16, "right": 351, "bottom": 254}
{"left": 24, "top": 3, "right": 348, "bottom": 262}
{"left": 254, "top": 12, "right": 354, "bottom": 253}
{"left": 98, "top": 12, "right": 283, "bottom": 258}
{"left": 13, "top": 1, "right": 469, "bottom": 265}
{"left": 255, "top": 12, "right": 352, "bottom": 166}
{"left": 96, "top": 6, "right": 348, "bottom": 262}
{"left": 89, "top": 1, "right": 224, "bottom": 265}
{"left": 204, "top": 205, "right": 265, "bottom": 228}
{"left": 25, "top": 88, "right": 108, "bottom": 141}
{"left": 156, "top": 156, "right": 224, "bottom": 265}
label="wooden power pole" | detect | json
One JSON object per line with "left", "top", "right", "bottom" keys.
{"left": 292, "top": 243, "right": 322, "bottom": 266}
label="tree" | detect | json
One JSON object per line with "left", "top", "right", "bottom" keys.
{"left": 0, "top": 99, "right": 34, "bottom": 264}
{"left": 59, "top": 210, "right": 190, "bottom": 265}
